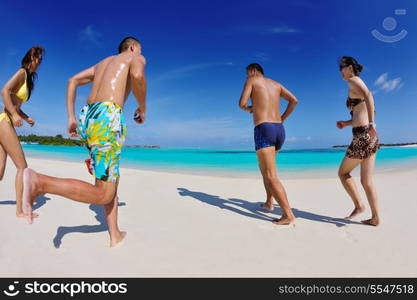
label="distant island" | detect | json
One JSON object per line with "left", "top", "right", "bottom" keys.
{"left": 19, "top": 134, "right": 160, "bottom": 148}
{"left": 125, "top": 145, "right": 160, "bottom": 148}
{"left": 333, "top": 142, "right": 417, "bottom": 148}
{"left": 19, "top": 134, "right": 84, "bottom": 146}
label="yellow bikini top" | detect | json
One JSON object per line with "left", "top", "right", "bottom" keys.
{"left": 15, "top": 70, "right": 28, "bottom": 102}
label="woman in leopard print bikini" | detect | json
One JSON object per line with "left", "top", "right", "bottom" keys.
{"left": 336, "top": 56, "right": 380, "bottom": 226}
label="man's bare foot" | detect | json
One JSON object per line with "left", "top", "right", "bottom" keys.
{"left": 22, "top": 168, "right": 41, "bottom": 224}
{"left": 361, "top": 218, "right": 379, "bottom": 226}
{"left": 272, "top": 216, "right": 296, "bottom": 226}
{"left": 260, "top": 202, "right": 274, "bottom": 211}
{"left": 344, "top": 206, "right": 365, "bottom": 220}
{"left": 110, "top": 231, "right": 126, "bottom": 248}
{"left": 16, "top": 212, "right": 39, "bottom": 219}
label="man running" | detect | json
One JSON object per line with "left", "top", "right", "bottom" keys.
{"left": 22, "top": 36, "right": 147, "bottom": 247}
{"left": 239, "top": 63, "right": 297, "bottom": 225}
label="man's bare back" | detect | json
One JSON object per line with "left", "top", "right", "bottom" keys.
{"left": 22, "top": 38, "right": 147, "bottom": 248}
{"left": 249, "top": 77, "right": 283, "bottom": 126}
{"left": 66, "top": 39, "right": 146, "bottom": 134}
{"left": 239, "top": 71, "right": 297, "bottom": 127}
{"left": 238, "top": 63, "right": 298, "bottom": 225}
{"left": 88, "top": 51, "right": 145, "bottom": 108}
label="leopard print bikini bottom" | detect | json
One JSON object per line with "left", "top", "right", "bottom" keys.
{"left": 346, "top": 125, "right": 379, "bottom": 160}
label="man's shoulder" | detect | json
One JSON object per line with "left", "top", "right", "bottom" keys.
{"left": 263, "top": 77, "right": 281, "bottom": 88}
{"left": 103, "top": 55, "right": 116, "bottom": 61}
{"left": 95, "top": 55, "right": 116, "bottom": 66}
{"left": 133, "top": 53, "right": 146, "bottom": 65}
{"left": 265, "top": 77, "right": 279, "bottom": 83}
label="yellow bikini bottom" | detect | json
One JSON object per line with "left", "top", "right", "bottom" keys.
{"left": 0, "top": 112, "right": 13, "bottom": 125}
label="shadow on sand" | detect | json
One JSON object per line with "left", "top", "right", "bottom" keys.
{"left": 53, "top": 202, "right": 126, "bottom": 248}
{"left": 0, "top": 194, "right": 51, "bottom": 212}
{"left": 177, "top": 188, "right": 361, "bottom": 227}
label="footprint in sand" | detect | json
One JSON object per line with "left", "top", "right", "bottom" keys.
{"left": 257, "top": 222, "right": 296, "bottom": 230}
{"left": 341, "top": 228, "right": 357, "bottom": 243}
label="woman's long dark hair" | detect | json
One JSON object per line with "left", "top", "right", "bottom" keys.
{"left": 20, "top": 46, "right": 45, "bottom": 100}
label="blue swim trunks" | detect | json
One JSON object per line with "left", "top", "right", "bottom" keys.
{"left": 77, "top": 102, "right": 127, "bottom": 182}
{"left": 254, "top": 122, "right": 285, "bottom": 151}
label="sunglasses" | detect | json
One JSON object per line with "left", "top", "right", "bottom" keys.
{"left": 339, "top": 64, "right": 349, "bottom": 71}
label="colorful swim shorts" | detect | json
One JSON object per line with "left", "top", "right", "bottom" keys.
{"left": 77, "top": 102, "right": 127, "bottom": 182}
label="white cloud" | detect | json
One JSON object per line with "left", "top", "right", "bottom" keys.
{"left": 7, "top": 49, "right": 17, "bottom": 57}
{"left": 253, "top": 52, "right": 269, "bottom": 62}
{"left": 79, "top": 25, "right": 102, "bottom": 45}
{"left": 268, "top": 26, "right": 300, "bottom": 34}
{"left": 126, "top": 116, "right": 250, "bottom": 145}
{"left": 286, "top": 136, "right": 312, "bottom": 143}
{"left": 155, "top": 62, "right": 233, "bottom": 82}
{"left": 157, "top": 117, "right": 238, "bottom": 139}
{"left": 76, "top": 94, "right": 86, "bottom": 102}
{"left": 374, "top": 73, "right": 387, "bottom": 86}
{"left": 227, "top": 25, "right": 300, "bottom": 37}
{"left": 374, "top": 72, "right": 402, "bottom": 92}
{"left": 290, "top": 1, "right": 317, "bottom": 9}
{"left": 18, "top": 123, "right": 65, "bottom": 137}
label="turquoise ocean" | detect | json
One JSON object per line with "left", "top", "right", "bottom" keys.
{"left": 22, "top": 144, "right": 417, "bottom": 178}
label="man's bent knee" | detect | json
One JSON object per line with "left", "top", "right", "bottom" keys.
{"left": 94, "top": 180, "right": 117, "bottom": 205}
{"left": 94, "top": 192, "right": 116, "bottom": 205}
{"left": 265, "top": 172, "right": 278, "bottom": 184}
{"left": 100, "top": 195, "right": 115, "bottom": 205}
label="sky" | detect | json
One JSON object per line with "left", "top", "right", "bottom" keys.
{"left": 0, "top": 0, "right": 416, "bottom": 149}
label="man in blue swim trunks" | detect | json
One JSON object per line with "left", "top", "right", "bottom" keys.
{"left": 22, "top": 37, "right": 147, "bottom": 247}
{"left": 239, "top": 63, "right": 298, "bottom": 225}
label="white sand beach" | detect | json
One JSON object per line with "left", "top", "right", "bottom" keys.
{"left": 0, "top": 157, "right": 416, "bottom": 277}
{"left": 399, "top": 145, "right": 417, "bottom": 148}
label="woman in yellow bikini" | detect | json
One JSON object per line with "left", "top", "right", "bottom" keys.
{"left": 0, "top": 46, "right": 45, "bottom": 218}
